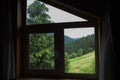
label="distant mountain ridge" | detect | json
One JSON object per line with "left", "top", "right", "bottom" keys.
{"left": 64, "top": 35, "right": 75, "bottom": 44}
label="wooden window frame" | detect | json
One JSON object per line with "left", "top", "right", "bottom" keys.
{"left": 16, "top": 0, "right": 100, "bottom": 80}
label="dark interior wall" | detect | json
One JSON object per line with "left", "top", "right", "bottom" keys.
{"left": 57, "top": 0, "right": 107, "bottom": 17}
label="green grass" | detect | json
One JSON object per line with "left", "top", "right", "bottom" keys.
{"left": 66, "top": 51, "right": 95, "bottom": 74}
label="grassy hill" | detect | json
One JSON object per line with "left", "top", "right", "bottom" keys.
{"left": 66, "top": 51, "right": 95, "bottom": 74}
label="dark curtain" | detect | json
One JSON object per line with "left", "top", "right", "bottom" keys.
{"left": 100, "top": 3, "right": 117, "bottom": 80}
{"left": 1, "top": 0, "right": 16, "bottom": 80}
{"left": 109, "top": 1, "right": 119, "bottom": 79}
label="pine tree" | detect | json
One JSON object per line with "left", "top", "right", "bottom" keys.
{"left": 27, "top": 0, "right": 52, "bottom": 25}
{"left": 27, "top": 0, "right": 54, "bottom": 69}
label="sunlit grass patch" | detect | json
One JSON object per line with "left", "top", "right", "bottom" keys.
{"left": 67, "top": 51, "right": 95, "bottom": 74}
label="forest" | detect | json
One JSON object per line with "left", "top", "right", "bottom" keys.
{"left": 65, "top": 34, "right": 95, "bottom": 59}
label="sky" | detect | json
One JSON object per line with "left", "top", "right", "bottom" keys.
{"left": 27, "top": 0, "right": 87, "bottom": 23}
{"left": 64, "top": 28, "right": 94, "bottom": 38}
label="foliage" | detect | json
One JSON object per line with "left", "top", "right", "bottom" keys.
{"left": 64, "top": 36, "right": 74, "bottom": 45}
{"left": 65, "top": 34, "right": 95, "bottom": 59}
{"left": 29, "top": 33, "right": 54, "bottom": 69}
{"left": 65, "top": 52, "right": 70, "bottom": 72}
{"left": 27, "top": 0, "right": 52, "bottom": 25}
{"left": 27, "top": 0, "right": 55, "bottom": 69}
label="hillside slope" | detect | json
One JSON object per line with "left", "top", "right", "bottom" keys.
{"left": 66, "top": 51, "right": 95, "bottom": 74}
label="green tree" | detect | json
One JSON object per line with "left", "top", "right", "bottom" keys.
{"left": 65, "top": 52, "right": 70, "bottom": 72}
{"left": 29, "top": 33, "right": 54, "bottom": 69}
{"left": 77, "top": 49, "right": 83, "bottom": 56}
{"left": 27, "top": 0, "right": 54, "bottom": 69}
{"left": 27, "top": 0, "right": 52, "bottom": 25}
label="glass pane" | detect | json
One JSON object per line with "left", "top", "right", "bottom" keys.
{"left": 26, "top": 0, "right": 87, "bottom": 25}
{"left": 29, "top": 33, "right": 55, "bottom": 70}
{"left": 64, "top": 28, "right": 95, "bottom": 74}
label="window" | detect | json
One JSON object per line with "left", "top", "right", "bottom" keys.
{"left": 26, "top": 0, "right": 87, "bottom": 25}
{"left": 17, "top": 0, "right": 99, "bottom": 79}
{"left": 64, "top": 27, "right": 95, "bottom": 74}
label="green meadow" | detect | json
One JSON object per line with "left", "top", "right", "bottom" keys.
{"left": 66, "top": 51, "right": 95, "bottom": 74}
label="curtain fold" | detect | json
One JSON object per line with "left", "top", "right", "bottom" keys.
{"left": 100, "top": 10, "right": 115, "bottom": 80}
{"left": 1, "top": 0, "right": 16, "bottom": 80}
{"left": 1, "top": 0, "right": 11, "bottom": 80}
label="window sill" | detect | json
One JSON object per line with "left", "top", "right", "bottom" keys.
{"left": 16, "top": 78, "right": 94, "bottom": 80}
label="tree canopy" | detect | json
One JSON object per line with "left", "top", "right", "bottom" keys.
{"left": 27, "top": 0, "right": 52, "bottom": 25}
{"left": 27, "top": 0, "right": 54, "bottom": 69}
{"left": 29, "top": 33, "right": 54, "bottom": 69}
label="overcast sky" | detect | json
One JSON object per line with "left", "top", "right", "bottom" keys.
{"left": 64, "top": 28, "right": 94, "bottom": 38}
{"left": 27, "top": 0, "right": 87, "bottom": 23}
